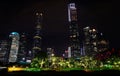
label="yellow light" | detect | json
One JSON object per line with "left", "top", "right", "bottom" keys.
{"left": 34, "top": 36, "right": 41, "bottom": 39}
{"left": 8, "top": 67, "right": 25, "bottom": 72}
{"left": 51, "top": 54, "right": 54, "bottom": 56}
{"left": 118, "top": 61, "right": 120, "bottom": 64}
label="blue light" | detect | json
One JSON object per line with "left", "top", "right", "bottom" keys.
{"left": 11, "top": 32, "right": 19, "bottom": 35}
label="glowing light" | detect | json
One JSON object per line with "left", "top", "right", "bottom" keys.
{"left": 8, "top": 66, "right": 25, "bottom": 72}
{"left": 51, "top": 53, "right": 54, "bottom": 56}
{"left": 92, "top": 29, "right": 96, "bottom": 32}
{"left": 11, "top": 32, "right": 19, "bottom": 35}
{"left": 34, "top": 36, "right": 41, "bottom": 39}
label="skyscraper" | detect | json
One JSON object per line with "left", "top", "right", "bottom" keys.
{"left": 89, "top": 27, "right": 98, "bottom": 56}
{"left": 17, "top": 33, "right": 28, "bottom": 64}
{"left": 8, "top": 32, "right": 20, "bottom": 63}
{"left": 83, "top": 26, "right": 106, "bottom": 57}
{"left": 0, "top": 40, "right": 10, "bottom": 65}
{"left": 68, "top": 3, "right": 81, "bottom": 59}
{"left": 32, "top": 12, "right": 42, "bottom": 58}
{"left": 83, "top": 26, "right": 91, "bottom": 56}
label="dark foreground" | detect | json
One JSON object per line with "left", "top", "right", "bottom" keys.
{"left": 0, "top": 70, "right": 120, "bottom": 76}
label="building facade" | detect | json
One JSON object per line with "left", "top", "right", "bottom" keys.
{"left": 68, "top": 3, "right": 81, "bottom": 59}
{"left": 17, "top": 33, "right": 28, "bottom": 64}
{"left": 0, "top": 40, "right": 10, "bottom": 65}
{"left": 8, "top": 32, "right": 20, "bottom": 63}
{"left": 83, "top": 26, "right": 108, "bottom": 57}
{"left": 32, "top": 12, "right": 42, "bottom": 58}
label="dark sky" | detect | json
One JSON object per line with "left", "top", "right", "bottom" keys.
{"left": 0, "top": 0, "right": 119, "bottom": 55}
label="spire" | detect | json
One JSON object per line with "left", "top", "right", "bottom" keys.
{"left": 35, "top": 12, "right": 43, "bottom": 29}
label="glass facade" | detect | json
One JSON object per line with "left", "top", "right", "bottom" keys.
{"left": 9, "top": 32, "right": 20, "bottom": 63}
{"left": 68, "top": 3, "right": 81, "bottom": 59}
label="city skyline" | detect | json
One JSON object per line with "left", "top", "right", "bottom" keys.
{"left": 0, "top": 0, "right": 118, "bottom": 54}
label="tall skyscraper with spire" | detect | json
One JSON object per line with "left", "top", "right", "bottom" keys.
{"left": 32, "top": 12, "right": 42, "bottom": 58}
{"left": 68, "top": 3, "right": 81, "bottom": 59}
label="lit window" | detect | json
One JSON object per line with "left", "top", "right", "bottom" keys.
{"left": 92, "top": 29, "right": 96, "bottom": 32}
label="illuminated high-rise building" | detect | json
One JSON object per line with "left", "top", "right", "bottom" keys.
{"left": 32, "top": 12, "right": 42, "bottom": 58}
{"left": 89, "top": 27, "right": 98, "bottom": 56}
{"left": 68, "top": 3, "right": 81, "bottom": 59}
{"left": 8, "top": 32, "right": 20, "bottom": 63}
{"left": 83, "top": 26, "right": 91, "bottom": 56}
{"left": 83, "top": 26, "right": 101, "bottom": 56}
{"left": 17, "top": 33, "right": 28, "bottom": 64}
{"left": 0, "top": 40, "right": 10, "bottom": 65}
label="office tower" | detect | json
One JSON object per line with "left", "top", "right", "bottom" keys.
{"left": 32, "top": 12, "right": 42, "bottom": 58}
{"left": 17, "top": 33, "right": 27, "bottom": 64}
{"left": 68, "top": 3, "right": 81, "bottom": 59}
{"left": 0, "top": 40, "right": 9, "bottom": 65}
{"left": 8, "top": 32, "right": 20, "bottom": 63}
{"left": 83, "top": 26, "right": 91, "bottom": 56}
{"left": 83, "top": 26, "right": 99, "bottom": 56}
{"left": 89, "top": 27, "right": 98, "bottom": 56}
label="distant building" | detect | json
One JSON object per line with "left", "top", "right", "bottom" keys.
{"left": 83, "top": 26, "right": 91, "bottom": 56}
{"left": 32, "top": 12, "right": 43, "bottom": 58}
{"left": 26, "top": 50, "right": 32, "bottom": 63}
{"left": 63, "top": 50, "right": 68, "bottom": 58}
{"left": 0, "top": 40, "right": 10, "bottom": 65}
{"left": 63, "top": 47, "right": 71, "bottom": 58}
{"left": 68, "top": 46, "right": 71, "bottom": 58}
{"left": 97, "top": 33, "right": 109, "bottom": 53}
{"left": 47, "top": 48, "right": 54, "bottom": 62}
{"left": 17, "top": 33, "right": 28, "bottom": 64}
{"left": 8, "top": 32, "right": 20, "bottom": 63}
{"left": 83, "top": 26, "right": 98, "bottom": 56}
{"left": 68, "top": 3, "right": 81, "bottom": 59}
{"left": 83, "top": 26, "right": 109, "bottom": 57}
{"left": 90, "top": 27, "right": 98, "bottom": 56}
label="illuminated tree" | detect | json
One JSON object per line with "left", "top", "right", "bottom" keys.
{"left": 30, "top": 57, "right": 40, "bottom": 68}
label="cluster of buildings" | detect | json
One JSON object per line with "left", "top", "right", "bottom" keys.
{"left": 62, "top": 3, "right": 109, "bottom": 59}
{"left": 0, "top": 13, "right": 43, "bottom": 65}
{"left": 0, "top": 2, "right": 109, "bottom": 66}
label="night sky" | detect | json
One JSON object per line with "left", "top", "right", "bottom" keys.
{"left": 0, "top": 0, "right": 119, "bottom": 55}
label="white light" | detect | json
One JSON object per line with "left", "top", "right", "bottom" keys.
{"left": 68, "top": 47, "right": 71, "bottom": 58}
{"left": 100, "top": 33, "right": 103, "bottom": 36}
{"left": 22, "top": 58, "right": 25, "bottom": 60}
{"left": 51, "top": 53, "right": 54, "bottom": 56}
{"left": 92, "top": 29, "right": 96, "bottom": 32}
{"left": 70, "top": 3, "right": 76, "bottom": 9}
{"left": 26, "top": 60, "right": 31, "bottom": 63}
